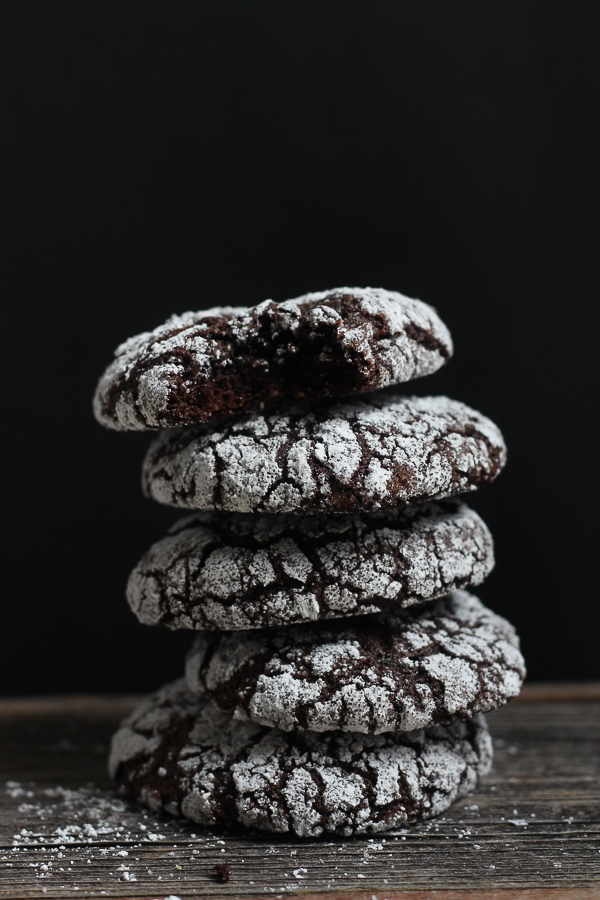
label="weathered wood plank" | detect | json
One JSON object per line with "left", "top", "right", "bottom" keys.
{"left": 1, "top": 681, "right": 598, "bottom": 718}
{"left": 0, "top": 689, "right": 599, "bottom": 898}
{"left": 514, "top": 683, "right": 600, "bottom": 703}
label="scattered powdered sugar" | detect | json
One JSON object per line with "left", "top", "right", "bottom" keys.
{"left": 185, "top": 591, "right": 525, "bottom": 734}
{"left": 3, "top": 779, "right": 252, "bottom": 893}
{"left": 6, "top": 783, "right": 159, "bottom": 847}
{"left": 142, "top": 393, "right": 506, "bottom": 514}
{"left": 110, "top": 679, "right": 492, "bottom": 838}
{"left": 126, "top": 501, "right": 494, "bottom": 630}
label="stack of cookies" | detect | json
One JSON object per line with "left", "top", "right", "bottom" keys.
{"left": 94, "top": 287, "right": 525, "bottom": 837}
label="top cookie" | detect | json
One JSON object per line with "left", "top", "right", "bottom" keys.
{"left": 142, "top": 394, "right": 506, "bottom": 514}
{"left": 93, "top": 287, "right": 452, "bottom": 431}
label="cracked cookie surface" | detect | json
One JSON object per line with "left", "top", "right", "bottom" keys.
{"left": 94, "top": 287, "right": 452, "bottom": 431}
{"left": 109, "top": 678, "right": 492, "bottom": 837}
{"left": 142, "top": 393, "right": 506, "bottom": 514}
{"left": 185, "top": 591, "right": 525, "bottom": 734}
{"left": 127, "top": 501, "right": 494, "bottom": 631}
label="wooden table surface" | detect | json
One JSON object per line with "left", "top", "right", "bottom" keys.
{"left": 1, "top": 684, "right": 599, "bottom": 899}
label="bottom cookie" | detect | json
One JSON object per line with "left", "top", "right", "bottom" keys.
{"left": 109, "top": 679, "right": 492, "bottom": 837}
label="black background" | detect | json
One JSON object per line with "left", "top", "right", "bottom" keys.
{"left": 3, "top": 1, "right": 599, "bottom": 694}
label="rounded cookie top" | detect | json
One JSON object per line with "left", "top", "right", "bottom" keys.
{"left": 185, "top": 591, "right": 525, "bottom": 734}
{"left": 127, "top": 500, "right": 494, "bottom": 631}
{"left": 93, "top": 287, "right": 452, "bottom": 431}
{"left": 142, "top": 393, "right": 506, "bottom": 514}
{"left": 110, "top": 678, "right": 492, "bottom": 837}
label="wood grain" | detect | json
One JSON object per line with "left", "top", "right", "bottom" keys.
{"left": 0, "top": 686, "right": 598, "bottom": 899}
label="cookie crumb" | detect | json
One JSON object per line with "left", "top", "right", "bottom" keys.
{"left": 214, "top": 862, "right": 230, "bottom": 883}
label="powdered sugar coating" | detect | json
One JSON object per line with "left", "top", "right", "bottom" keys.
{"left": 110, "top": 678, "right": 492, "bottom": 837}
{"left": 127, "top": 501, "right": 494, "bottom": 631}
{"left": 185, "top": 591, "right": 525, "bottom": 734}
{"left": 93, "top": 288, "right": 452, "bottom": 431}
{"left": 142, "top": 394, "right": 506, "bottom": 514}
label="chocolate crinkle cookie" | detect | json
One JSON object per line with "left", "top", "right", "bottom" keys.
{"left": 93, "top": 287, "right": 452, "bottom": 431}
{"left": 185, "top": 591, "right": 525, "bottom": 734}
{"left": 109, "top": 678, "right": 492, "bottom": 837}
{"left": 142, "top": 393, "right": 506, "bottom": 515}
{"left": 127, "top": 501, "right": 494, "bottom": 631}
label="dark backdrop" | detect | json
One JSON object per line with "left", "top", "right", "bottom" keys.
{"left": 3, "top": 1, "right": 599, "bottom": 694}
